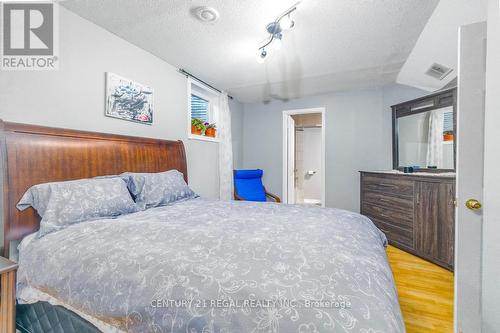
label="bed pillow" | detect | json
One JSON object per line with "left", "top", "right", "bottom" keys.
{"left": 94, "top": 174, "right": 139, "bottom": 195}
{"left": 121, "top": 170, "right": 197, "bottom": 210}
{"left": 17, "top": 178, "right": 138, "bottom": 237}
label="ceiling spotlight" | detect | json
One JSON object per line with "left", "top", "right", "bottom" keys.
{"left": 257, "top": 49, "right": 267, "bottom": 64}
{"left": 256, "top": 2, "right": 299, "bottom": 63}
{"left": 271, "top": 35, "right": 282, "bottom": 51}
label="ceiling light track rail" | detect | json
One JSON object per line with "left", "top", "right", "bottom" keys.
{"left": 276, "top": 3, "right": 299, "bottom": 23}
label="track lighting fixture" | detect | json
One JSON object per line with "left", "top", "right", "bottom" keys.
{"left": 257, "top": 2, "right": 299, "bottom": 64}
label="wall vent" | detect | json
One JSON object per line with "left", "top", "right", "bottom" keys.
{"left": 425, "top": 63, "right": 453, "bottom": 80}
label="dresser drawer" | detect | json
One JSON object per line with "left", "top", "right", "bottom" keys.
{"left": 362, "top": 190, "right": 413, "bottom": 213}
{"left": 371, "top": 218, "right": 414, "bottom": 250}
{"left": 362, "top": 202, "right": 413, "bottom": 230}
{"left": 361, "top": 175, "right": 414, "bottom": 198}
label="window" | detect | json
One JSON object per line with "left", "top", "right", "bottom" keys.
{"left": 188, "top": 79, "right": 220, "bottom": 142}
{"left": 442, "top": 110, "right": 454, "bottom": 144}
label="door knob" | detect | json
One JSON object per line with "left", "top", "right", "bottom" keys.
{"left": 465, "top": 199, "right": 482, "bottom": 210}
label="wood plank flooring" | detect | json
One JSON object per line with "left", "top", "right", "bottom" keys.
{"left": 386, "top": 245, "right": 454, "bottom": 333}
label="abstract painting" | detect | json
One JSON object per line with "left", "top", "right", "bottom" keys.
{"left": 105, "top": 72, "right": 153, "bottom": 124}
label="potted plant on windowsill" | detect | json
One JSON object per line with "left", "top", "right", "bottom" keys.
{"left": 205, "top": 122, "right": 217, "bottom": 137}
{"left": 443, "top": 131, "right": 454, "bottom": 142}
{"left": 191, "top": 118, "right": 206, "bottom": 136}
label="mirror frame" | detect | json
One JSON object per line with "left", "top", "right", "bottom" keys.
{"left": 392, "top": 87, "right": 457, "bottom": 172}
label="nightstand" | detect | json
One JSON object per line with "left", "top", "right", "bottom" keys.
{"left": 0, "top": 257, "right": 18, "bottom": 333}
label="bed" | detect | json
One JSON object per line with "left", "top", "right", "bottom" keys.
{"left": 1, "top": 121, "right": 404, "bottom": 333}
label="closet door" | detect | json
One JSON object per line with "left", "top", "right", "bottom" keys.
{"left": 415, "top": 181, "right": 455, "bottom": 269}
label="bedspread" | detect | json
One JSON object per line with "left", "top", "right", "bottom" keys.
{"left": 17, "top": 198, "right": 404, "bottom": 333}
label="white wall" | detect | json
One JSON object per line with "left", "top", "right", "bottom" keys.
{"left": 0, "top": 7, "right": 243, "bottom": 199}
{"left": 242, "top": 83, "right": 426, "bottom": 212}
{"left": 482, "top": 0, "right": 500, "bottom": 330}
{"left": 229, "top": 98, "right": 244, "bottom": 169}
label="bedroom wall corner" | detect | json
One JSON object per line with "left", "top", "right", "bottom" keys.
{"left": 229, "top": 98, "right": 244, "bottom": 169}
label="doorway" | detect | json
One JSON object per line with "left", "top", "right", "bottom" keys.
{"left": 282, "top": 108, "right": 325, "bottom": 207}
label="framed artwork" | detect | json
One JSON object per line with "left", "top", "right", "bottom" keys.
{"left": 105, "top": 72, "right": 153, "bottom": 124}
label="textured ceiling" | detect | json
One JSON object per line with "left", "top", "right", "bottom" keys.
{"left": 62, "top": 0, "right": 439, "bottom": 103}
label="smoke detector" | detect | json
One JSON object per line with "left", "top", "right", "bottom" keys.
{"left": 425, "top": 63, "right": 453, "bottom": 80}
{"left": 193, "top": 6, "right": 219, "bottom": 23}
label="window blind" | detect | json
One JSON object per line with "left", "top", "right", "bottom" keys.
{"left": 443, "top": 111, "right": 453, "bottom": 132}
{"left": 191, "top": 94, "right": 209, "bottom": 122}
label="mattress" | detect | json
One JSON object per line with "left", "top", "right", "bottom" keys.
{"left": 17, "top": 198, "right": 404, "bottom": 332}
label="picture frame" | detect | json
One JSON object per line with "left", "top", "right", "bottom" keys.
{"left": 105, "top": 72, "right": 153, "bottom": 125}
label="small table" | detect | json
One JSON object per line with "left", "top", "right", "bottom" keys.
{"left": 0, "top": 257, "right": 18, "bottom": 333}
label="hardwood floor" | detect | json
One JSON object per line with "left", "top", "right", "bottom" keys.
{"left": 386, "top": 245, "right": 454, "bottom": 333}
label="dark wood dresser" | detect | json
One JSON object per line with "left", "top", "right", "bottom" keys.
{"left": 360, "top": 171, "right": 455, "bottom": 271}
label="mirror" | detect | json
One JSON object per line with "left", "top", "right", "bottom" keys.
{"left": 397, "top": 107, "right": 454, "bottom": 169}
{"left": 393, "top": 88, "right": 456, "bottom": 171}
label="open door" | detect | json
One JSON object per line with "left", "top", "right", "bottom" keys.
{"left": 455, "top": 21, "right": 487, "bottom": 333}
{"left": 285, "top": 115, "right": 296, "bottom": 204}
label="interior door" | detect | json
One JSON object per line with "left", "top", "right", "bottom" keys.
{"left": 455, "top": 21, "right": 487, "bottom": 333}
{"left": 286, "top": 115, "right": 296, "bottom": 204}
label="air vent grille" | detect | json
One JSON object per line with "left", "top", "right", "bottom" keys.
{"left": 425, "top": 63, "right": 453, "bottom": 80}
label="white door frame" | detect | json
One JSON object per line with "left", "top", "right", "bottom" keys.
{"left": 285, "top": 115, "right": 296, "bottom": 203}
{"left": 282, "top": 107, "right": 326, "bottom": 207}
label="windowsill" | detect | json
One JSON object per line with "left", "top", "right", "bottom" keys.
{"left": 188, "top": 134, "right": 220, "bottom": 143}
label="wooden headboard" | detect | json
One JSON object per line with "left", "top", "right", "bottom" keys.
{"left": 0, "top": 120, "right": 188, "bottom": 257}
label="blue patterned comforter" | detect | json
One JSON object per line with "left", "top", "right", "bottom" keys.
{"left": 17, "top": 198, "right": 404, "bottom": 333}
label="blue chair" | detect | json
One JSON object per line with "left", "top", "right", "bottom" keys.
{"left": 233, "top": 169, "right": 281, "bottom": 202}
